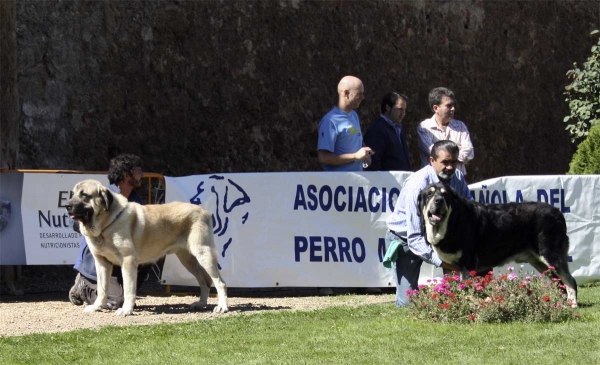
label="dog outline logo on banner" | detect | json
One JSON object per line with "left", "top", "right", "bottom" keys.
{"left": 189, "top": 175, "right": 251, "bottom": 269}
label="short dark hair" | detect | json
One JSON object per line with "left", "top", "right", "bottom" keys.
{"left": 107, "top": 153, "right": 142, "bottom": 185}
{"left": 380, "top": 92, "right": 408, "bottom": 114}
{"left": 430, "top": 140, "right": 459, "bottom": 160}
{"left": 428, "top": 87, "right": 455, "bottom": 111}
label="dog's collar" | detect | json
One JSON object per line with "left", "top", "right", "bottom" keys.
{"left": 100, "top": 207, "right": 127, "bottom": 235}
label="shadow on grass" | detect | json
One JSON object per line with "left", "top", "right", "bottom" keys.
{"left": 134, "top": 301, "right": 291, "bottom": 314}
{"left": 575, "top": 302, "right": 595, "bottom": 309}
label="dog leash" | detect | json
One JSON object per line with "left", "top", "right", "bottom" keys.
{"left": 389, "top": 230, "right": 408, "bottom": 244}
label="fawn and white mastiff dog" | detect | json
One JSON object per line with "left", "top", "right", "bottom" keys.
{"left": 66, "top": 179, "right": 228, "bottom": 316}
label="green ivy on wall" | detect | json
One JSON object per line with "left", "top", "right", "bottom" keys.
{"left": 564, "top": 30, "right": 600, "bottom": 143}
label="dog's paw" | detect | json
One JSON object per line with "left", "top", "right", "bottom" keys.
{"left": 83, "top": 304, "right": 101, "bottom": 313}
{"left": 115, "top": 307, "right": 134, "bottom": 316}
{"left": 190, "top": 301, "right": 208, "bottom": 310}
{"left": 213, "top": 305, "right": 229, "bottom": 314}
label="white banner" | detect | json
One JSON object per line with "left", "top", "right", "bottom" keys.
{"left": 162, "top": 173, "right": 600, "bottom": 287}
{"left": 20, "top": 173, "right": 108, "bottom": 264}
{"left": 162, "top": 172, "right": 410, "bottom": 287}
{"left": 4, "top": 171, "right": 598, "bottom": 287}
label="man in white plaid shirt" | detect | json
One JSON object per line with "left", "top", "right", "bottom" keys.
{"left": 417, "top": 87, "right": 474, "bottom": 176}
{"left": 386, "top": 140, "right": 471, "bottom": 307}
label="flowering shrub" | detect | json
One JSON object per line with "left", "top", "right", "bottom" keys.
{"left": 407, "top": 266, "right": 580, "bottom": 323}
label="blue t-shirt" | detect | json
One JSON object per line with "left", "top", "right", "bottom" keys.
{"left": 317, "top": 106, "right": 363, "bottom": 171}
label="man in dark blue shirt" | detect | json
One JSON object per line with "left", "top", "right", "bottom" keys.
{"left": 364, "top": 92, "right": 411, "bottom": 171}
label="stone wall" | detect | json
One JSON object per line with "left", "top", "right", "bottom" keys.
{"left": 8, "top": 0, "right": 600, "bottom": 182}
{"left": 0, "top": 0, "right": 18, "bottom": 169}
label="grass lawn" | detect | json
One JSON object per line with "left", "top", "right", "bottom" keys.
{"left": 1, "top": 285, "right": 599, "bottom": 365}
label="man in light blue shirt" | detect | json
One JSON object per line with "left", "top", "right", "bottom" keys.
{"left": 386, "top": 140, "right": 469, "bottom": 307}
{"left": 316, "top": 76, "right": 375, "bottom": 296}
{"left": 317, "top": 76, "right": 373, "bottom": 171}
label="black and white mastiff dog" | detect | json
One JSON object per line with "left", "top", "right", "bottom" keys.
{"left": 66, "top": 179, "right": 228, "bottom": 316}
{"left": 418, "top": 182, "right": 577, "bottom": 307}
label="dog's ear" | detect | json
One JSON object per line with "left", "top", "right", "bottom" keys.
{"left": 98, "top": 186, "right": 114, "bottom": 211}
{"left": 417, "top": 188, "right": 427, "bottom": 235}
{"left": 441, "top": 184, "right": 457, "bottom": 204}
{"left": 417, "top": 188, "right": 426, "bottom": 216}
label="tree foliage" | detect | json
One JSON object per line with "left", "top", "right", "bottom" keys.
{"left": 568, "top": 122, "right": 600, "bottom": 174}
{"left": 564, "top": 30, "right": 600, "bottom": 142}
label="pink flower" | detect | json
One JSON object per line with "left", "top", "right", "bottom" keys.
{"left": 458, "top": 284, "right": 466, "bottom": 290}
{"left": 418, "top": 284, "right": 426, "bottom": 290}
{"left": 508, "top": 273, "right": 518, "bottom": 280}
{"left": 475, "top": 285, "right": 484, "bottom": 291}
{"left": 507, "top": 266, "right": 514, "bottom": 271}
{"left": 547, "top": 266, "right": 555, "bottom": 270}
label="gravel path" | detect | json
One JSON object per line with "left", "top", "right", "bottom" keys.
{"left": 0, "top": 291, "right": 395, "bottom": 337}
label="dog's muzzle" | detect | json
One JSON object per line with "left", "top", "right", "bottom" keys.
{"left": 65, "top": 202, "right": 93, "bottom": 225}
{"left": 426, "top": 195, "right": 448, "bottom": 226}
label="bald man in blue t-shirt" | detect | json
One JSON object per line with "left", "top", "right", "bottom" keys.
{"left": 316, "top": 76, "right": 376, "bottom": 296}
{"left": 317, "top": 76, "right": 373, "bottom": 171}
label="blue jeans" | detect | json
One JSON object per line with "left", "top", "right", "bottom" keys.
{"left": 73, "top": 237, "right": 98, "bottom": 280}
{"left": 386, "top": 230, "right": 423, "bottom": 307}
{"left": 74, "top": 236, "right": 151, "bottom": 288}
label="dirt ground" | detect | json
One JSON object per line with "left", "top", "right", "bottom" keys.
{"left": 0, "top": 266, "right": 395, "bottom": 337}
{"left": 0, "top": 290, "right": 395, "bottom": 337}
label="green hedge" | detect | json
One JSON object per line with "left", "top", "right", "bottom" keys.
{"left": 568, "top": 122, "right": 600, "bottom": 174}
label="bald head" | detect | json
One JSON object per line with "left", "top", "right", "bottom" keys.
{"left": 337, "top": 76, "right": 362, "bottom": 95}
{"left": 337, "top": 75, "right": 364, "bottom": 112}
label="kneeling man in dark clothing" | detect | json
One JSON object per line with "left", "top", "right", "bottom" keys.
{"left": 69, "top": 153, "right": 152, "bottom": 309}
